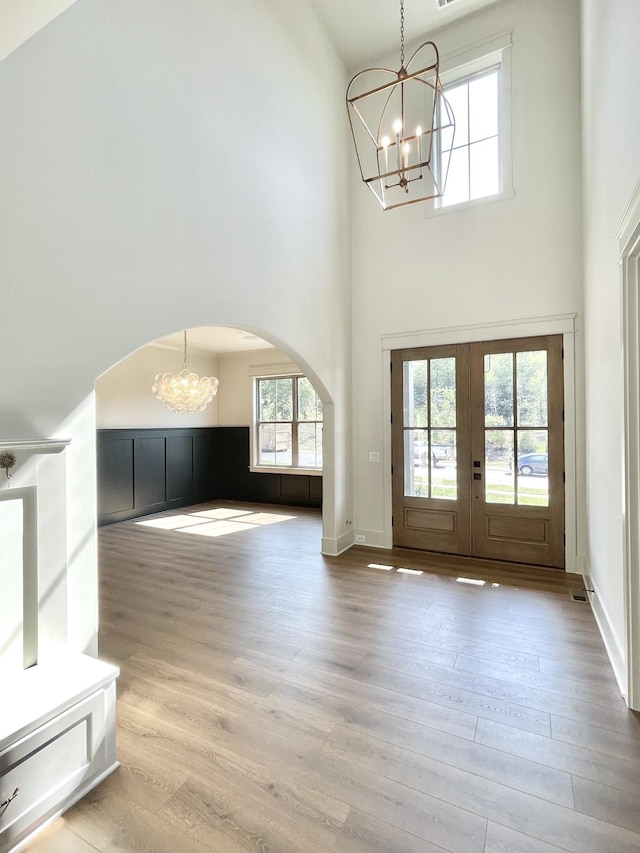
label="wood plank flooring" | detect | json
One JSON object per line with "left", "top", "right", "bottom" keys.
{"left": 25, "top": 502, "right": 640, "bottom": 853}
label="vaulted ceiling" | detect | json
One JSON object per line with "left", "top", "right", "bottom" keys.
{"left": 1, "top": 0, "right": 502, "bottom": 66}
{"left": 308, "top": 0, "right": 502, "bottom": 71}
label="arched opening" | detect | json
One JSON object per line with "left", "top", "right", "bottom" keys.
{"left": 94, "top": 325, "right": 334, "bottom": 549}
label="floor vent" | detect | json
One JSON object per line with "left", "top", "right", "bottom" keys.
{"left": 570, "top": 589, "right": 589, "bottom": 602}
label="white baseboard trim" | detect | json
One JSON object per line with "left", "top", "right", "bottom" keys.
{"left": 321, "top": 530, "right": 354, "bottom": 556}
{"left": 352, "top": 529, "right": 389, "bottom": 549}
{"left": 566, "top": 553, "right": 585, "bottom": 576}
{"left": 584, "top": 572, "right": 627, "bottom": 701}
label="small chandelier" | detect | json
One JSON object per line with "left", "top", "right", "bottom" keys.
{"left": 152, "top": 330, "right": 219, "bottom": 414}
{"left": 346, "top": 0, "right": 455, "bottom": 211}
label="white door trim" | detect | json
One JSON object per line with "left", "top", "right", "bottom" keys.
{"left": 618, "top": 180, "right": 640, "bottom": 711}
{"left": 381, "top": 314, "right": 579, "bottom": 573}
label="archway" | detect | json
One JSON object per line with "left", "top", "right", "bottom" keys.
{"left": 94, "top": 325, "right": 340, "bottom": 554}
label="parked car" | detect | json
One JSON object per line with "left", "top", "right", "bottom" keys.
{"left": 510, "top": 452, "right": 548, "bottom": 475}
{"left": 413, "top": 443, "right": 454, "bottom": 468}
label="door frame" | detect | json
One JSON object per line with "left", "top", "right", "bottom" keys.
{"left": 619, "top": 180, "right": 640, "bottom": 711}
{"left": 381, "top": 313, "right": 578, "bottom": 572}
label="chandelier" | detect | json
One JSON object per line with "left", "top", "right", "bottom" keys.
{"left": 152, "top": 330, "right": 219, "bottom": 414}
{"left": 346, "top": 0, "right": 455, "bottom": 211}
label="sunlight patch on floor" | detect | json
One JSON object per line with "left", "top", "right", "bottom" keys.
{"left": 136, "top": 515, "right": 213, "bottom": 530}
{"left": 191, "top": 508, "right": 255, "bottom": 520}
{"left": 181, "top": 520, "right": 256, "bottom": 537}
{"left": 136, "top": 507, "right": 298, "bottom": 539}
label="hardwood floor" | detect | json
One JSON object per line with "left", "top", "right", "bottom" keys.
{"left": 25, "top": 502, "right": 640, "bottom": 852}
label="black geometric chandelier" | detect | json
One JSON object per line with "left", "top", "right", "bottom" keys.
{"left": 346, "top": 0, "right": 456, "bottom": 211}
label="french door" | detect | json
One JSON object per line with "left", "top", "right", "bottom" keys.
{"left": 391, "top": 336, "right": 565, "bottom": 568}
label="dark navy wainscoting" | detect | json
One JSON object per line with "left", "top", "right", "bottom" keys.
{"left": 97, "top": 427, "right": 322, "bottom": 526}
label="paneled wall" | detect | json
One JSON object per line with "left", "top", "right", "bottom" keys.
{"left": 97, "top": 427, "right": 322, "bottom": 525}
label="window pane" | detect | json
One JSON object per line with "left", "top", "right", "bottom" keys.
{"left": 516, "top": 351, "right": 548, "bottom": 427}
{"left": 469, "top": 136, "right": 499, "bottom": 200}
{"left": 485, "top": 429, "right": 514, "bottom": 504}
{"left": 298, "top": 377, "right": 323, "bottom": 421}
{"left": 298, "top": 422, "right": 323, "bottom": 468}
{"left": 403, "top": 360, "right": 428, "bottom": 427}
{"left": 444, "top": 82, "right": 469, "bottom": 146}
{"left": 441, "top": 145, "right": 469, "bottom": 207}
{"left": 259, "top": 379, "right": 276, "bottom": 422}
{"left": 274, "top": 378, "right": 293, "bottom": 421}
{"left": 484, "top": 353, "right": 514, "bottom": 427}
{"left": 259, "top": 423, "right": 291, "bottom": 466}
{"left": 517, "top": 430, "right": 549, "bottom": 506}
{"left": 430, "top": 357, "right": 456, "bottom": 428}
{"left": 469, "top": 70, "right": 498, "bottom": 142}
{"left": 404, "top": 429, "right": 429, "bottom": 497}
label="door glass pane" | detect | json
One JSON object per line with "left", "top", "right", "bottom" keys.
{"left": 517, "top": 430, "right": 549, "bottom": 506}
{"left": 403, "top": 361, "right": 428, "bottom": 427}
{"left": 484, "top": 353, "right": 514, "bottom": 427}
{"left": 430, "top": 358, "right": 456, "bottom": 427}
{"left": 485, "top": 429, "right": 514, "bottom": 504}
{"left": 431, "top": 428, "right": 457, "bottom": 501}
{"left": 404, "top": 429, "right": 429, "bottom": 497}
{"left": 517, "top": 350, "right": 548, "bottom": 427}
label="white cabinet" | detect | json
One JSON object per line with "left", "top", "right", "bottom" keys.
{"left": 0, "top": 655, "right": 119, "bottom": 853}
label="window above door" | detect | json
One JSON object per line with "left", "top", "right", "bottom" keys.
{"left": 428, "top": 31, "right": 513, "bottom": 217}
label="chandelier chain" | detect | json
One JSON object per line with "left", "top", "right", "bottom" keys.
{"left": 183, "top": 330, "right": 188, "bottom": 371}
{"left": 400, "top": 0, "right": 405, "bottom": 67}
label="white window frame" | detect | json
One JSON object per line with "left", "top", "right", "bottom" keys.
{"left": 427, "top": 30, "right": 513, "bottom": 218}
{"left": 250, "top": 374, "right": 323, "bottom": 476}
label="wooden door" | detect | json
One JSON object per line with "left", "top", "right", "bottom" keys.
{"left": 391, "top": 336, "right": 565, "bottom": 568}
{"left": 391, "top": 345, "right": 472, "bottom": 555}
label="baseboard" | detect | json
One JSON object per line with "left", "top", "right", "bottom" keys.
{"left": 322, "top": 530, "right": 354, "bottom": 556}
{"left": 583, "top": 571, "right": 627, "bottom": 701}
{"left": 352, "top": 529, "right": 390, "bottom": 549}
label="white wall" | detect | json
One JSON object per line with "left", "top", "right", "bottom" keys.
{"left": 95, "top": 341, "right": 303, "bottom": 430}
{"left": 0, "top": 0, "right": 351, "bottom": 669}
{"left": 350, "top": 0, "right": 583, "bottom": 549}
{"left": 96, "top": 343, "right": 220, "bottom": 428}
{"left": 216, "top": 349, "right": 301, "bottom": 427}
{"left": 581, "top": 0, "right": 640, "bottom": 693}
{"left": 0, "top": 0, "right": 79, "bottom": 60}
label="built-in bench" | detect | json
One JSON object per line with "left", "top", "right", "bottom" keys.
{"left": 0, "top": 654, "right": 119, "bottom": 853}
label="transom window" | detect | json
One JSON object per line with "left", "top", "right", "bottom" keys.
{"left": 255, "top": 376, "right": 323, "bottom": 471}
{"left": 439, "top": 67, "right": 501, "bottom": 208}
